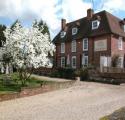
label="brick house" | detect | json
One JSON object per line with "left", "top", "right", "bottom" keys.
{"left": 53, "top": 9, "right": 125, "bottom": 70}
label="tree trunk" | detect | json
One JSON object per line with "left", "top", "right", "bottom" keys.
{"left": 5, "top": 63, "right": 9, "bottom": 74}
{"left": 18, "top": 68, "right": 33, "bottom": 86}
{"left": 1, "top": 64, "right": 4, "bottom": 73}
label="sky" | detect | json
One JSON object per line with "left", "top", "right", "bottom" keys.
{"left": 0, "top": 0, "right": 125, "bottom": 39}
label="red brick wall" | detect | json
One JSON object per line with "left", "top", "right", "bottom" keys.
{"left": 55, "top": 43, "right": 61, "bottom": 67}
{"left": 111, "top": 34, "right": 125, "bottom": 57}
{"left": 90, "top": 34, "right": 111, "bottom": 67}
{"left": 56, "top": 40, "right": 83, "bottom": 68}
{"left": 55, "top": 34, "right": 125, "bottom": 69}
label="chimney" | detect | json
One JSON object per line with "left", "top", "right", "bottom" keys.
{"left": 87, "top": 8, "right": 94, "bottom": 19}
{"left": 61, "top": 19, "right": 66, "bottom": 30}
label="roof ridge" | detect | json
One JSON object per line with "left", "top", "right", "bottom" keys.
{"left": 104, "top": 10, "right": 122, "bottom": 21}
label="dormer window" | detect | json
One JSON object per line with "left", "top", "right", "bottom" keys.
{"left": 72, "top": 27, "right": 78, "bottom": 35}
{"left": 60, "top": 31, "right": 66, "bottom": 38}
{"left": 92, "top": 20, "right": 100, "bottom": 30}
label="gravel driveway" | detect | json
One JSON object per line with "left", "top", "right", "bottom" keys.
{"left": 0, "top": 82, "right": 125, "bottom": 120}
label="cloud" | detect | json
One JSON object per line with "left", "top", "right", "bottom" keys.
{"left": 97, "top": 0, "right": 125, "bottom": 13}
{"left": 62, "top": 0, "right": 91, "bottom": 22}
{"left": 0, "top": 0, "right": 91, "bottom": 39}
{"left": 0, "top": 0, "right": 22, "bottom": 18}
{"left": 0, "top": 0, "right": 125, "bottom": 39}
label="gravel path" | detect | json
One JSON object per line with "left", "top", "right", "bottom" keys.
{"left": 0, "top": 82, "right": 125, "bottom": 120}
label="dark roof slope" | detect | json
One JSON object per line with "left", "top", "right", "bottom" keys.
{"left": 106, "top": 12, "right": 125, "bottom": 37}
{"left": 53, "top": 10, "right": 125, "bottom": 43}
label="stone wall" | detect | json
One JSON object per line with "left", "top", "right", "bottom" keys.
{"left": 0, "top": 81, "right": 75, "bottom": 102}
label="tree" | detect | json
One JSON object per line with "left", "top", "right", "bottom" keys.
{"left": 0, "top": 24, "right": 6, "bottom": 47}
{"left": 38, "top": 20, "right": 50, "bottom": 35}
{"left": 33, "top": 20, "right": 50, "bottom": 35}
{"left": 4, "top": 20, "right": 55, "bottom": 86}
{"left": 10, "top": 19, "right": 22, "bottom": 32}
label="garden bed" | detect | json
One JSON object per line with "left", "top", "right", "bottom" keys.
{"left": 0, "top": 73, "right": 75, "bottom": 102}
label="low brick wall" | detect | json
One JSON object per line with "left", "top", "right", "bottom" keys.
{"left": 101, "top": 73, "right": 125, "bottom": 79}
{"left": 0, "top": 93, "right": 19, "bottom": 102}
{"left": 33, "top": 67, "right": 57, "bottom": 76}
{"left": 0, "top": 81, "right": 75, "bottom": 102}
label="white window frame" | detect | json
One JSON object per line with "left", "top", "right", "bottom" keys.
{"left": 60, "top": 31, "right": 66, "bottom": 38}
{"left": 83, "top": 38, "right": 88, "bottom": 51}
{"left": 61, "top": 43, "right": 65, "bottom": 53}
{"left": 71, "top": 40, "right": 76, "bottom": 52}
{"left": 118, "top": 37, "right": 123, "bottom": 50}
{"left": 72, "top": 56, "right": 76, "bottom": 68}
{"left": 92, "top": 20, "right": 100, "bottom": 30}
{"left": 61, "top": 57, "right": 65, "bottom": 67}
{"left": 72, "top": 27, "right": 78, "bottom": 35}
{"left": 123, "top": 25, "right": 125, "bottom": 32}
{"left": 82, "top": 54, "right": 88, "bottom": 67}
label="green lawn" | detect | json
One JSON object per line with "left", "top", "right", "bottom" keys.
{"left": 0, "top": 73, "right": 55, "bottom": 94}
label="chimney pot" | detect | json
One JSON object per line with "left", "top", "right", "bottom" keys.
{"left": 87, "top": 8, "right": 94, "bottom": 19}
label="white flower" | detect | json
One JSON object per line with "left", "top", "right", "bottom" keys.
{"left": 2, "top": 20, "right": 55, "bottom": 69}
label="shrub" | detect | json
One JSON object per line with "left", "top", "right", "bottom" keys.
{"left": 80, "top": 68, "right": 89, "bottom": 81}
{"left": 50, "top": 68, "right": 89, "bottom": 80}
{"left": 74, "top": 69, "right": 81, "bottom": 77}
{"left": 111, "top": 55, "right": 119, "bottom": 67}
{"left": 50, "top": 68, "right": 75, "bottom": 79}
{"left": 73, "top": 68, "right": 89, "bottom": 80}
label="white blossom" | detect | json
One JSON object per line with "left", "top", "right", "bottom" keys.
{"left": 3, "top": 21, "right": 55, "bottom": 69}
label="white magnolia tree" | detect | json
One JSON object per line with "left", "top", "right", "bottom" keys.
{"left": 4, "top": 21, "right": 55, "bottom": 85}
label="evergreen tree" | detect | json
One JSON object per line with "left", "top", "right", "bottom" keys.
{"left": 0, "top": 24, "right": 6, "bottom": 47}
{"left": 38, "top": 20, "right": 50, "bottom": 36}
{"left": 10, "top": 20, "right": 22, "bottom": 32}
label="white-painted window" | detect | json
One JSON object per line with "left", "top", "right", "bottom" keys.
{"left": 117, "top": 57, "right": 124, "bottom": 68}
{"left": 118, "top": 37, "right": 123, "bottom": 50}
{"left": 83, "top": 38, "right": 88, "bottom": 51}
{"left": 61, "top": 57, "right": 65, "bottom": 67}
{"left": 92, "top": 20, "right": 100, "bottom": 30}
{"left": 82, "top": 54, "right": 88, "bottom": 67}
{"left": 72, "top": 56, "right": 76, "bottom": 68}
{"left": 61, "top": 43, "right": 65, "bottom": 53}
{"left": 72, "top": 27, "right": 78, "bottom": 35}
{"left": 71, "top": 40, "right": 76, "bottom": 52}
{"left": 124, "top": 25, "right": 125, "bottom": 32}
{"left": 60, "top": 31, "right": 66, "bottom": 38}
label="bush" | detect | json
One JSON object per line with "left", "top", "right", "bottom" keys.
{"left": 73, "top": 68, "right": 89, "bottom": 80}
{"left": 50, "top": 68, "right": 89, "bottom": 80}
{"left": 74, "top": 69, "right": 81, "bottom": 77}
{"left": 50, "top": 68, "right": 75, "bottom": 79}
{"left": 80, "top": 68, "right": 89, "bottom": 81}
{"left": 111, "top": 55, "right": 119, "bottom": 67}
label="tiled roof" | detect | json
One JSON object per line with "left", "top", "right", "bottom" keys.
{"left": 53, "top": 10, "right": 125, "bottom": 43}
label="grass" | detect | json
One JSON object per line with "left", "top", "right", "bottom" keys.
{"left": 0, "top": 73, "right": 55, "bottom": 94}
{"left": 100, "top": 107, "right": 125, "bottom": 120}
{"left": 100, "top": 116, "right": 109, "bottom": 120}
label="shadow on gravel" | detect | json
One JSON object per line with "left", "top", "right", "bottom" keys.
{"left": 81, "top": 79, "right": 121, "bottom": 86}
